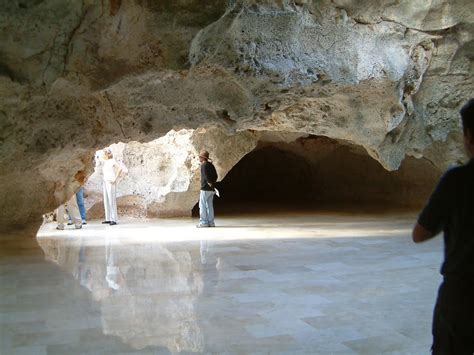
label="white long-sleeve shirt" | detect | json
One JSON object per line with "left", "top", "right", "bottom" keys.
{"left": 102, "top": 158, "right": 127, "bottom": 183}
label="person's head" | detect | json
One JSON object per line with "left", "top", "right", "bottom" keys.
{"left": 461, "top": 98, "right": 474, "bottom": 157}
{"left": 103, "top": 148, "right": 113, "bottom": 160}
{"left": 199, "top": 149, "right": 209, "bottom": 163}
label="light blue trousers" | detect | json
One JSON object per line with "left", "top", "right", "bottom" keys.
{"left": 199, "top": 190, "right": 215, "bottom": 226}
{"left": 68, "top": 187, "right": 86, "bottom": 222}
{"left": 76, "top": 187, "right": 87, "bottom": 221}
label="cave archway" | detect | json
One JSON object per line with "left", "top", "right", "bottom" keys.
{"left": 194, "top": 136, "right": 442, "bottom": 216}
{"left": 218, "top": 146, "right": 313, "bottom": 204}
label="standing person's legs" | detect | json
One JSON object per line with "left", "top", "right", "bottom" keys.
{"left": 432, "top": 278, "right": 474, "bottom": 355}
{"left": 57, "top": 204, "right": 66, "bottom": 230}
{"left": 207, "top": 191, "right": 215, "bottom": 227}
{"left": 67, "top": 195, "right": 82, "bottom": 229}
{"left": 76, "top": 187, "right": 87, "bottom": 222}
{"left": 107, "top": 182, "right": 118, "bottom": 224}
{"left": 199, "top": 190, "right": 209, "bottom": 226}
{"left": 103, "top": 182, "right": 111, "bottom": 222}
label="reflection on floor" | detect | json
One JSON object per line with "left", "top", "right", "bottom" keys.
{"left": 1, "top": 213, "right": 442, "bottom": 354}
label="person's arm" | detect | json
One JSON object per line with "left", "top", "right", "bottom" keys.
{"left": 412, "top": 172, "right": 451, "bottom": 243}
{"left": 203, "top": 163, "right": 215, "bottom": 187}
{"left": 116, "top": 162, "right": 128, "bottom": 183}
{"left": 109, "top": 162, "right": 119, "bottom": 183}
{"left": 412, "top": 223, "right": 436, "bottom": 243}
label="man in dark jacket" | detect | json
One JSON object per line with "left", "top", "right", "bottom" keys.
{"left": 197, "top": 150, "right": 218, "bottom": 228}
{"left": 412, "top": 98, "right": 474, "bottom": 355}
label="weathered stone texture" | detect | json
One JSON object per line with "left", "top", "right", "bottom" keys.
{"left": 84, "top": 128, "right": 258, "bottom": 218}
{"left": 0, "top": 0, "right": 472, "bottom": 229}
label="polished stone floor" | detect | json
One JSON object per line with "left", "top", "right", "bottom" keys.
{"left": 1, "top": 213, "right": 443, "bottom": 354}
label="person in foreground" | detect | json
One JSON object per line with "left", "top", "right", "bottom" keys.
{"left": 412, "top": 98, "right": 474, "bottom": 355}
{"left": 197, "top": 149, "right": 218, "bottom": 228}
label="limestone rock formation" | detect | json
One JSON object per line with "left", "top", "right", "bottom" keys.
{"left": 85, "top": 128, "right": 258, "bottom": 218}
{"left": 0, "top": 0, "right": 472, "bottom": 230}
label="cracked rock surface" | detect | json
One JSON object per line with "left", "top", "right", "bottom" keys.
{"left": 0, "top": 0, "right": 472, "bottom": 230}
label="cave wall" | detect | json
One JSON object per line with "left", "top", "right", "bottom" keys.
{"left": 216, "top": 136, "right": 441, "bottom": 209}
{"left": 0, "top": 0, "right": 472, "bottom": 230}
{"left": 84, "top": 127, "right": 258, "bottom": 218}
{"left": 84, "top": 134, "right": 440, "bottom": 218}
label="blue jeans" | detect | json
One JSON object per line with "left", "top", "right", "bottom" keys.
{"left": 75, "top": 187, "right": 87, "bottom": 221}
{"left": 199, "top": 190, "right": 215, "bottom": 226}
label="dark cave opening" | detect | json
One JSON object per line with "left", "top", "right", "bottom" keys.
{"left": 193, "top": 136, "right": 441, "bottom": 216}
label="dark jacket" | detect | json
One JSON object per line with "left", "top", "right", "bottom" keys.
{"left": 200, "top": 161, "right": 218, "bottom": 191}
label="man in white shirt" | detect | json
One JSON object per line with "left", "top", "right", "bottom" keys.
{"left": 101, "top": 148, "right": 128, "bottom": 226}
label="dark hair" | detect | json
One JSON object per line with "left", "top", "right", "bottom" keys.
{"left": 460, "top": 98, "right": 474, "bottom": 135}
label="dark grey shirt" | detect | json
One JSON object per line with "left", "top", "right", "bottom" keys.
{"left": 418, "top": 159, "right": 474, "bottom": 277}
{"left": 200, "top": 161, "right": 217, "bottom": 191}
